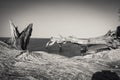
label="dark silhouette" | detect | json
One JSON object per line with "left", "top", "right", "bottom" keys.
{"left": 116, "top": 26, "right": 120, "bottom": 38}
{"left": 92, "top": 70, "right": 120, "bottom": 80}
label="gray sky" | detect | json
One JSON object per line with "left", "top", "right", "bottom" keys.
{"left": 0, "top": 0, "right": 120, "bottom": 38}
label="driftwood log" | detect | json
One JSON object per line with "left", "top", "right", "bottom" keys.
{"left": 9, "top": 20, "right": 33, "bottom": 50}
{"left": 46, "top": 26, "right": 120, "bottom": 55}
{"left": 1, "top": 41, "right": 120, "bottom": 80}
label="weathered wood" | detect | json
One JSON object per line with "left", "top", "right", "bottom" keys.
{"left": 1, "top": 41, "right": 120, "bottom": 80}
{"left": 46, "top": 27, "right": 120, "bottom": 54}
{"left": 9, "top": 20, "right": 33, "bottom": 50}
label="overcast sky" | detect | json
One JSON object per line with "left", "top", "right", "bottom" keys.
{"left": 0, "top": 0, "right": 120, "bottom": 38}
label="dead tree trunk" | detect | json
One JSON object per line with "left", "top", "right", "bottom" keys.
{"left": 9, "top": 20, "right": 33, "bottom": 50}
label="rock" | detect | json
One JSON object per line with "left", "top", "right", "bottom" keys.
{"left": 46, "top": 42, "right": 87, "bottom": 57}
{"left": 116, "top": 26, "right": 120, "bottom": 38}
{"left": 91, "top": 70, "right": 120, "bottom": 80}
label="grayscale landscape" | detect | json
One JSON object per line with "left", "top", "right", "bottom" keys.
{"left": 0, "top": 0, "right": 120, "bottom": 80}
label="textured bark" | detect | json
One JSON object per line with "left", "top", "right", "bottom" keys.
{"left": 9, "top": 20, "right": 33, "bottom": 50}
{"left": 0, "top": 41, "right": 120, "bottom": 80}
{"left": 68, "top": 29, "right": 119, "bottom": 48}
{"left": 46, "top": 27, "right": 120, "bottom": 55}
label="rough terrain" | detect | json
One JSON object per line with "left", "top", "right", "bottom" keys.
{"left": 0, "top": 41, "right": 120, "bottom": 80}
